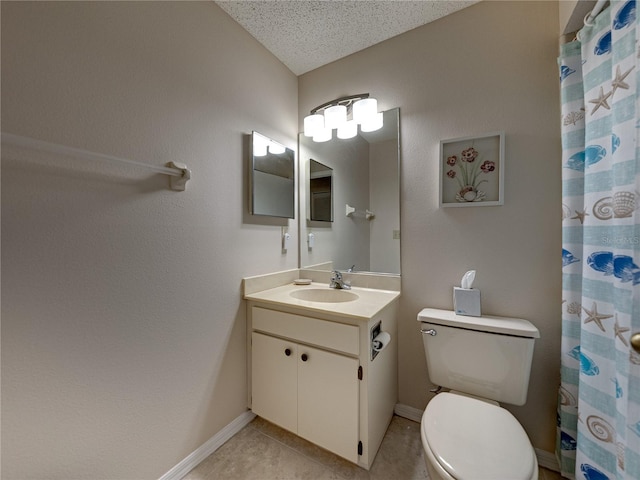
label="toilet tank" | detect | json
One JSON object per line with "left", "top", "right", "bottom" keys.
{"left": 417, "top": 308, "right": 540, "bottom": 406}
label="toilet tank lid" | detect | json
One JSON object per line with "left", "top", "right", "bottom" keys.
{"left": 417, "top": 308, "right": 540, "bottom": 338}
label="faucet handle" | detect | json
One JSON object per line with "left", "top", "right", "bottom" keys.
{"left": 330, "top": 269, "right": 351, "bottom": 289}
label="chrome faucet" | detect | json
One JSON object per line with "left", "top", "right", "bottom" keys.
{"left": 330, "top": 270, "right": 351, "bottom": 289}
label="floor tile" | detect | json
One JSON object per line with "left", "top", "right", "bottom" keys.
{"left": 186, "top": 414, "right": 563, "bottom": 480}
{"left": 183, "top": 426, "right": 340, "bottom": 480}
{"left": 368, "top": 416, "right": 428, "bottom": 480}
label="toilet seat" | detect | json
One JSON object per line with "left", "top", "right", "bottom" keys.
{"left": 422, "top": 392, "right": 537, "bottom": 480}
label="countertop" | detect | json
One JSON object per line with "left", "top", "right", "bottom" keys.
{"left": 244, "top": 282, "right": 400, "bottom": 320}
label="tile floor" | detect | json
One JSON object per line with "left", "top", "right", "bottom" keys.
{"left": 185, "top": 415, "right": 564, "bottom": 480}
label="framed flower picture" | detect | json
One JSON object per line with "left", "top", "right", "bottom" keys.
{"left": 439, "top": 132, "right": 504, "bottom": 207}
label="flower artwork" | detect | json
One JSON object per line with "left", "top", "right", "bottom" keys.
{"left": 446, "top": 148, "right": 496, "bottom": 202}
{"left": 440, "top": 133, "right": 504, "bottom": 207}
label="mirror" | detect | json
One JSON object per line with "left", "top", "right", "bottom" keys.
{"left": 299, "top": 108, "right": 400, "bottom": 274}
{"left": 250, "top": 131, "right": 295, "bottom": 218}
{"left": 309, "top": 159, "right": 333, "bottom": 222}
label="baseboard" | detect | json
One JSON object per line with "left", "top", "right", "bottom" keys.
{"left": 158, "top": 410, "right": 256, "bottom": 480}
{"left": 394, "top": 403, "right": 423, "bottom": 423}
{"left": 394, "top": 403, "right": 560, "bottom": 473}
{"left": 535, "top": 448, "right": 560, "bottom": 472}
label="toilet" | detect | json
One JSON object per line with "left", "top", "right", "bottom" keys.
{"left": 417, "top": 308, "right": 540, "bottom": 480}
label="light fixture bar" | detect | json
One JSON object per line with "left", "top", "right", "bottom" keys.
{"left": 304, "top": 93, "right": 383, "bottom": 142}
{"left": 309, "top": 93, "right": 370, "bottom": 115}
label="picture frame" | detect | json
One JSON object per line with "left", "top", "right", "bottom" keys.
{"left": 439, "top": 132, "right": 504, "bottom": 207}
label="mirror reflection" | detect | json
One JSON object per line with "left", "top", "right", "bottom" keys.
{"left": 299, "top": 108, "right": 400, "bottom": 274}
{"left": 250, "top": 131, "right": 295, "bottom": 218}
{"left": 309, "top": 159, "right": 333, "bottom": 222}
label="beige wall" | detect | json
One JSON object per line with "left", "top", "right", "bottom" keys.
{"left": 559, "top": 0, "right": 596, "bottom": 35}
{"left": 299, "top": 0, "right": 562, "bottom": 453}
{"left": 1, "top": 2, "right": 297, "bottom": 478}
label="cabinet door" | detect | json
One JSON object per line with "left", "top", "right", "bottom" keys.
{"left": 251, "top": 332, "right": 297, "bottom": 433}
{"left": 297, "top": 345, "right": 359, "bottom": 463}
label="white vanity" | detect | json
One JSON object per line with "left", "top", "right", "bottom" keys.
{"left": 244, "top": 271, "right": 400, "bottom": 470}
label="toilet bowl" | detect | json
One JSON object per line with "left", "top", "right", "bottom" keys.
{"left": 420, "top": 392, "right": 538, "bottom": 480}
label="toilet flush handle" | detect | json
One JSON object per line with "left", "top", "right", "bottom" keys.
{"left": 421, "top": 328, "right": 437, "bottom": 336}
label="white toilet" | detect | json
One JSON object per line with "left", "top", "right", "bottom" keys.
{"left": 417, "top": 308, "right": 540, "bottom": 480}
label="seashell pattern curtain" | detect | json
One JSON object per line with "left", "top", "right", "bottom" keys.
{"left": 558, "top": 1, "right": 640, "bottom": 479}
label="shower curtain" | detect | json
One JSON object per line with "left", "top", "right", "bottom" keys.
{"left": 558, "top": 1, "right": 640, "bottom": 479}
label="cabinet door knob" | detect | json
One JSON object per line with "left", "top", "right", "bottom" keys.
{"left": 631, "top": 332, "right": 640, "bottom": 354}
{"left": 284, "top": 348, "right": 292, "bottom": 356}
{"left": 301, "top": 353, "right": 308, "bottom": 362}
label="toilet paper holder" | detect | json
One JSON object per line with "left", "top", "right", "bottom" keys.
{"left": 370, "top": 321, "right": 392, "bottom": 360}
{"left": 371, "top": 321, "right": 382, "bottom": 360}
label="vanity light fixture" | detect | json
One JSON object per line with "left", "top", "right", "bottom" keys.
{"left": 268, "top": 140, "right": 286, "bottom": 155}
{"left": 253, "top": 134, "right": 268, "bottom": 157}
{"left": 253, "top": 133, "right": 287, "bottom": 156}
{"left": 303, "top": 93, "right": 383, "bottom": 142}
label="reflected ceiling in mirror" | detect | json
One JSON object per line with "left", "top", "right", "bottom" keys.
{"left": 299, "top": 108, "right": 400, "bottom": 275}
{"left": 251, "top": 131, "right": 295, "bottom": 218}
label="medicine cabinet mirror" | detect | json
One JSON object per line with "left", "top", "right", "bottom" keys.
{"left": 299, "top": 108, "right": 400, "bottom": 274}
{"left": 250, "top": 131, "right": 295, "bottom": 218}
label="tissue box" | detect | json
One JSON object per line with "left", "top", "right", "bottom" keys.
{"left": 453, "top": 287, "right": 481, "bottom": 317}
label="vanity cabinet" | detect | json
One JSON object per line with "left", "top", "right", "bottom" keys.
{"left": 252, "top": 331, "right": 359, "bottom": 462}
{"left": 246, "top": 297, "right": 399, "bottom": 470}
{"left": 251, "top": 333, "right": 298, "bottom": 432}
{"left": 251, "top": 307, "right": 360, "bottom": 462}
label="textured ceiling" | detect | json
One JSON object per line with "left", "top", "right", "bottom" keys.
{"left": 216, "top": 1, "right": 479, "bottom": 75}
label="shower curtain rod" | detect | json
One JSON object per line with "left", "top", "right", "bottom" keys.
{"left": 1, "top": 132, "right": 191, "bottom": 191}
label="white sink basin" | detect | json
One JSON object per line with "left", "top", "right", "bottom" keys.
{"left": 289, "top": 288, "right": 359, "bottom": 303}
